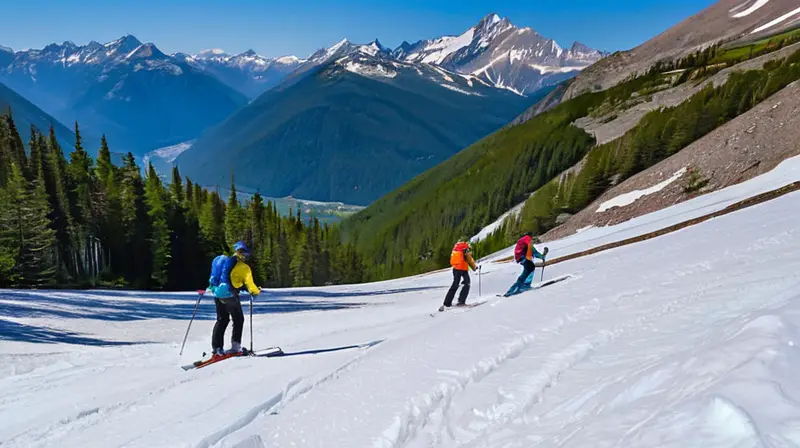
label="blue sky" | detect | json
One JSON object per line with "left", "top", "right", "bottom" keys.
{"left": 3, "top": 0, "right": 717, "bottom": 57}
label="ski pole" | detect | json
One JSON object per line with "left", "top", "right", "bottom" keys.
{"left": 478, "top": 266, "right": 482, "bottom": 297}
{"left": 541, "top": 247, "right": 549, "bottom": 282}
{"left": 180, "top": 290, "right": 205, "bottom": 356}
{"left": 249, "top": 295, "right": 254, "bottom": 353}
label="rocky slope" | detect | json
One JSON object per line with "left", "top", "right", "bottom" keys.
{"left": 564, "top": 0, "right": 800, "bottom": 100}
{"left": 544, "top": 79, "right": 800, "bottom": 240}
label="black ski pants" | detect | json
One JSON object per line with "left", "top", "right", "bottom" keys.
{"left": 443, "top": 269, "right": 471, "bottom": 307}
{"left": 212, "top": 296, "right": 244, "bottom": 351}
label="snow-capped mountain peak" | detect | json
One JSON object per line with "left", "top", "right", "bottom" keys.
{"left": 196, "top": 48, "right": 227, "bottom": 59}
{"left": 395, "top": 13, "right": 603, "bottom": 96}
{"left": 357, "top": 39, "right": 389, "bottom": 57}
{"left": 275, "top": 55, "right": 303, "bottom": 65}
{"left": 0, "top": 45, "right": 12, "bottom": 54}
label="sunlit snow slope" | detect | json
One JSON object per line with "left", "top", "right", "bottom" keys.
{"left": 1, "top": 157, "right": 800, "bottom": 448}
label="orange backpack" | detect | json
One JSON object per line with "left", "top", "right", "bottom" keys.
{"left": 450, "top": 242, "right": 470, "bottom": 270}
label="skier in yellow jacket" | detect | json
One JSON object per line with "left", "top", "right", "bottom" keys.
{"left": 207, "top": 241, "right": 260, "bottom": 356}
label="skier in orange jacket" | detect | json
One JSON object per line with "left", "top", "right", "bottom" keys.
{"left": 439, "top": 237, "right": 478, "bottom": 311}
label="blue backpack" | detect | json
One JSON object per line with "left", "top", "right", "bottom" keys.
{"left": 208, "top": 254, "right": 238, "bottom": 299}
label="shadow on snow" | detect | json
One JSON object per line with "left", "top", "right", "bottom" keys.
{"left": 0, "top": 319, "right": 141, "bottom": 346}
{"left": 0, "top": 286, "right": 440, "bottom": 345}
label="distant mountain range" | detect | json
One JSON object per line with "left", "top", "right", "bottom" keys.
{"left": 0, "top": 36, "right": 247, "bottom": 156}
{"left": 176, "top": 35, "right": 547, "bottom": 205}
{"left": 1, "top": 13, "right": 603, "bottom": 203}
{"left": 175, "top": 49, "right": 305, "bottom": 99}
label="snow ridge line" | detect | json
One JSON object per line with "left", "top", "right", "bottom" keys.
{"left": 200, "top": 341, "right": 384, "bottom": 447}
{"left": 373, "top": 299, "right": 603, "bottom": 448}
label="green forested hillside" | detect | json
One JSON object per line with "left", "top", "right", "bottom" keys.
{"left": 343, "top": 46, "right": 800, "bottom": 280}
{"left": 0, "top": 115, "right": 364, "bottom": 289}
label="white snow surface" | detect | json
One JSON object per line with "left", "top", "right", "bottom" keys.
{"left": 2, "top": 157, "right": 800, "bottom": 447}
{"left": 751, "top": 6, "right": 800, "bottom": 33}
{"left": 596, "top": 167, "right": 688, "bottom": 213}
{"left": 731, "top": 0, "right": 771, "bottom": 18}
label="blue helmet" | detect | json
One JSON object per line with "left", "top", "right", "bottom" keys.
{"left": 233, "top": 241, "right": 250, "bottom": 255}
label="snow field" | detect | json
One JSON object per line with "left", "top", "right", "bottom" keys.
{"left": 1, "top": 155, "right": 799, "bottom": 447}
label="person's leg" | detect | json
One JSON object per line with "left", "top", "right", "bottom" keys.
{"left": 516, "top": 260, "right": 535, "bottom": 286}
{"left": 457, "top": 271, "right": 471, "bottom": 304}
{"left": 523, "top": 268, "right": 536, "bottom": 288}
{"left": 228, "top": 297, "right": 245, "bottom": 349}
{"left": 443, "top": 269, "right": 460, "bottom": 307}
{"left": 211, "top": 298, "right": 229, "bottom": 353}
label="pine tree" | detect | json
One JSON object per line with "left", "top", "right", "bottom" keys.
{"left": 67, "top": 121, "right": 93, "bottom": 230}
{"left": 28, "top": 126, "right": 43, "bottom": 182}
{"left": 144, "top": 163, "right": 170, "bottom": 288}
{"left": 0, "top": 163, "right": 57, "bottom": 286}
{"left": 120, "top": 152, "right": 151, "bottom": 287}
{"left": 200, "top": 190, "right": 226, "bottom": 257}
{"left": 224, "top": 175, "right": 249, "bottom": 249}
{"left": 95, "top": 135, "right": 116, "bottom": 187}
{"left": 4, "top": 113, "right": 28, "bottom": 180}
{"left": 36, "top": 128, "right": 72, "bottom": 281}
{"left": 0, "top": 118, "right": 10, "bottom": 187}
{"left": 94, "top": 135, "right": 124, "bottom": 278}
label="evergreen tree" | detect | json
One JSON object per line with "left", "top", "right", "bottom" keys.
{"left": 95, "top": 135, "right": 116, "bottom": 187}
{"left": 224, "top": 176, "right": 249, "bottom": 249}
{"left": 144, "top": 163, "right": 170, "bottom": 288}
{"left": 120, "top": 152, "right": 151, "bottom": 287}
{"left": 4, "top": 113, "right": 28, "bottom": 180}
{"left": 28, "top": 126, "right": 43, "bottom": 182}
{"left": 0, "top": 163, "right": 57, "bottom": 286}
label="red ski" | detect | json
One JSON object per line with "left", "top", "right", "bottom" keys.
{"left": 181, "top": 347, "right": 282, "bottom": 371}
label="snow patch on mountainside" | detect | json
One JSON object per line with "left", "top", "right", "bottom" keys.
{"left": 276, "top": 55, "right": 303, "bottom": 64}
{"left": 530, "top": 63, "right": 588, "bottom": 74}
{"left": 0, "top": 45, "right": 13, "bottom": 53}
{"left": 751, "top": 6, "right": 800, "bottom": 33}
{"left": 344, "top": 61, "right": 397, "bottom": 79}
{"left": 596, "top": 168, "right": 687, "bottom": 213}
{"left": 731, "top": 0, "right": 771, "bottom": 18}
{"left": 439, "top": 83, "right": 483, "bottom": 96}
{"left": 143, "top": 140, "right": 195, "bottom": 167}
{"left": 419, "top": 29, "right": 475, "bottom": 65}
{"left": 471, "top": 199, "right": 528, "bottom": 243}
